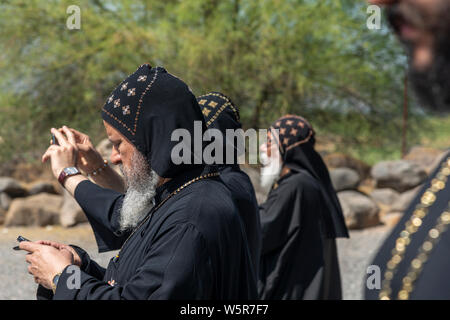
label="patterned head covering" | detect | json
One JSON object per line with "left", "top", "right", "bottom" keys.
{"left": 197, "top": 92, "right": 241, "bottom": 130}
{"left": 269, "top": 114, "right": 349, "bottom": 238}
{"left": 102, "top": 64, "right": 207, "bottom": 178}
{"left": 197, "top": 92, "right": 243, "bottom": 165}
{"left": 269, "top": 115, "right": 315, "bottom": 158}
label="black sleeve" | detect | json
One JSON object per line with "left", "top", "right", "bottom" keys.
{"left": 74, "top": 180, "right": 130, "bottom": 252}
{"left": 259, "top": 181, "right": 301, "bottom": 255}
{"left": 70, "top": 245, "right": 107, "bottom": 280}
{"left": 53, "top": 223, "right": 214, "bottom": 300}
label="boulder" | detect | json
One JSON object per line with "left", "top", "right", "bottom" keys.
{"left": 0, "top": 177, "right": 27, "bottom": 197}
{"left": 381, "top": 212, "right": 403, "bottom": 227}
{"left": 330, "top": 168, "right": 361, "bottom": 191}
{"left": 324, "top": 153, "right": 371, "bottom": 179}
{"left": 370, "top": 188, "right": 400, "bottom": 206}
{"left": 28, "top": 181, "right": 58, "bottom": 196}
{"left": 96, "top": 138, "right": 113, "bottom": 159}
{"left": 0, "top": 192, "right": 12, "bottom": 210}
{"left": 390, "top": 185, "right": 423, "bottom": 213}
{"left": 60, "top": 189, "right": 88, "bottom": 227}
{"left": 0, "top": 208, "right": 5, "bottom": 225}
{"left": 404, "top": 147, "right": 445, "bottom": 173}
{"left": 4, "top": 193, "right": 62, "bottom": 227}
{"left": 338, "top": 190, "right": 380, "bottom": 229}
{"left": 96, "top": 138, "right": 123, "bottom": 176}
{"left": 371, "top": 160, "right": 427, "bottom": 192}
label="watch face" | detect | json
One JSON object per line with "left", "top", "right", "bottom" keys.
{"left": 65, "top": 167, "right": 79, "bottom": 175}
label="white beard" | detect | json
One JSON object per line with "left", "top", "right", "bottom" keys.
{"left": 118, "top": 151, "right": 160, "bottom": 232}
{"left": 260, "top": 151, "right": 282, "bottom": 189}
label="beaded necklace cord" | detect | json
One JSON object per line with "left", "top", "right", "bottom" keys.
{"left": 379, "top": 157, "right": 450, "bottom": 300}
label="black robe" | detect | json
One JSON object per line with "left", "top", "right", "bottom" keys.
{"left": 258, "top": 168, "right": 343, "bottom": 300}
{"left": 218, "top": 165, "right": 261, "bottom": 277}
{"left": 45, "top": 167, "right": 257, "bottom": 299}
{"left": 59, "top": 164, "right": 261, "bottom": 280}
{"left": 365, "top": 151, "right": 450, "bottom": 300}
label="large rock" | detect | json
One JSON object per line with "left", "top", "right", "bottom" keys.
{"left": 28, "top": 181, "right": 58, "bottom": 196}
{"left": 390, "top": 185, "right": 423, "bottom": 213}
{"left": 0, "top": 177, "right": 27, "bottom": 197}
{"left": 4, "top": 193, "right": 62, "bottom": 227}
{"left": 338, "top": 191, "right": 380, "bottom": 229}
{"left": 96, "top": 138, "right": 123, "bottom": 176}
{"left": 0, "top": 192, "right": 12, "bottom": 210}
{"left": 60, "top": 189, "right": 88, "bottom": 227}
{"left": 96, "top": 139, "right": 113, "bottom": 159}
{"left": 330, "top": 168, "right": 361, "bottom": 191}
{"left": 324, "top": 153, "right": 371, "bottom": 179}
{"left": 370, "top": 188, "right": 400, "bottom": 206}
{"left": 404, "top": 147, "right": 445, "bottom": 173}
{"left": 371, "top": 160, "right": 427, "bottom": 192}
{"left": 0, "top": 208, "right": 5, "bottom": 225}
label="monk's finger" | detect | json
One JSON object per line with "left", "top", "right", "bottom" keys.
{"left": 62, "top": 126, "right": 77, "bottom": 146}
{"left": 51, "top": 128, "right": 70, "bottom": 147}
{"left": 42, "top": 145, "right": 58, "bottom": 163}
{"left": 19, "top": 241, "right": 41, "bottom": 253}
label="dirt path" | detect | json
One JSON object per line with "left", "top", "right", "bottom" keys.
{"left": 0, "top": 223, "right": 393, "bottom": 300}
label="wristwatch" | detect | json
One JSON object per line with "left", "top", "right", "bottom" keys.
{"left": 58, "top": 167, "right": 81, "bottom": 185}
{"left": 51, "top": 272, "right": 62, "bottom": 294}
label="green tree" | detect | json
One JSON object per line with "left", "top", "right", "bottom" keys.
{"left": 0, "top": 0, "right": 423, "bottom": 166}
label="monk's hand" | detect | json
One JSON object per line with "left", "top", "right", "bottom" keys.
{"left": 36, "top": 240, "right": 82, "bottom": 267}
{"left": 42, "top": 127, "right": 79, "bottom": 179}
{"left": 20, "top": 242, "right": 74, "bottom": 290}
{"left": 67, "top": 127, "right": 105, "bottom": 174}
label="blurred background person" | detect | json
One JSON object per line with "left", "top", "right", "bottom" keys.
{"left": 258, "top": 115, "right": 349, "bottom": 300}
{"left": 366, "top": 0, "right": 450, "bottom": 300}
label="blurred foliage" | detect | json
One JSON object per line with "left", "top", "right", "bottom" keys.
{"left": 0, "top": 0, "right": 439, "bottom": 167}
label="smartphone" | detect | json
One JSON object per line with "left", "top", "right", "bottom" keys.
{"left": 12, "top": 235, "right": 31, "bottom": 250}
{"left": 51, "top": 134, "right": 59, "bottom": 146}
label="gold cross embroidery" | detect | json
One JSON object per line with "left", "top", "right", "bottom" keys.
{"left": 202, "top": 108, "right": 211, "bottom": 116}
{"left": 108, "top": 95, "right": 114, "bottom": 103}
{"left": 114, "top": 98, "right": 120, "bottom": 108}
{"left": 127, "top": 88, "right": 136, "bottom": 96}
{"left": 122, "top": 105, "right": 130, "bottom": 115}
{"left": 121, "top": 82, "right": 128, "bottom": 91}
{"left": 198, "top": 99, "right": 207, "bottom": 105}
{"left": 290, "top": 128, "right": 298, "bottom": 136}
{"left": 286, "top": 120, "right": 294, "bottom": 126}
{"left": 137, "top": 75, "right": 147, "bottom": 82}
{"left": 208, "top": 101, "right": 218, "bottom": 108}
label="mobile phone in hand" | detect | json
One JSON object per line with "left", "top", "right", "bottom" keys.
{"left": 13, "top": 235, "right": 31, "bottom": 250}
{"left": 51, "top": 134, "right": 59, "bottom": 146}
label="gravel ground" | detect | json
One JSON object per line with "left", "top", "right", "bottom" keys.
{"left": 337, "top": 224, "right": 393, "bottom": 300}
{"left": 0, "top": 223, "right": 393, "bottom": 300}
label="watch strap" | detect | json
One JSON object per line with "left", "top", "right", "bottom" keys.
{"left": 58, "top": 167, "right": 81, "bottom": 185}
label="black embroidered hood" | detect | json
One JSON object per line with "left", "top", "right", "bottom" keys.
{"left": 102, "top": 64, "right": 206, "bottom": 178}
{"left": 270, "top": 115, "right": 349, "bottom": 238}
